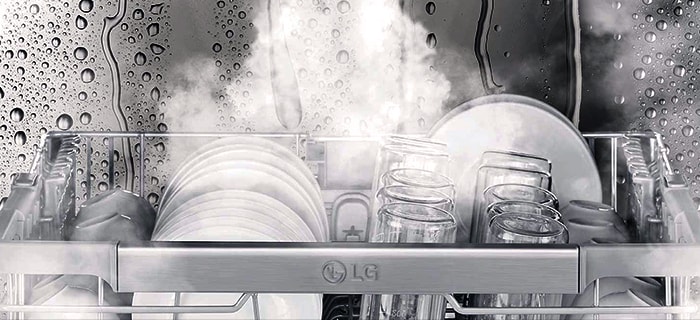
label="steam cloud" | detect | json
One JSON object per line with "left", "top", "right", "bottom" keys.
{"left": 161, "top": 0, "right": 453, "bottom": 135}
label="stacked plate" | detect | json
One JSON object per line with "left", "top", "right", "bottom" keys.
{"left": 133, "top": 136, "right": 326, "bottom": 319}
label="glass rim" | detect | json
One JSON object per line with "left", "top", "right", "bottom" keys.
{"left": 385, "top": 168, "right": 454, "bottom": 188}
{"left": 380, "top": 202, "right": 456, "bottom": 225}
{"left": 482, "top": 150, "right": 551, "bottom": 165}
{"left": 384, "top": 135, "right": 448, "bottom": 147}
{"left": 483, "top": 183, "right": 557, "bottom": 203}
{"left": 491, "top": 212, "right": 568, "bottom": 238}
{"left": 477, "top": 164, "right": 552, "bottom": 177}
{"left": 486, "top": 200, "right": 561, "bottom": 220}
{"left": 381, "top": 143, "right": 450, "bottom": 157}
{"left": 380, "top": 185, "right": 453, "bottom": 204}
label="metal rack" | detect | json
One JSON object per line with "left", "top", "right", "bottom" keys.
{"left": 0, "top": 131, "right": 698, "bottom": 318}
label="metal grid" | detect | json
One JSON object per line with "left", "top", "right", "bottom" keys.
{"left": 0, "top": 131, "right": 697, "bottom": 319}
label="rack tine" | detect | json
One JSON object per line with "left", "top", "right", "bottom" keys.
{"left": 108, "top": 137, "right": 115, "bottom": 190}
{"left": 139, "top": 134, "right": 145, "bottom": 197}
{"left": 86, "top": 138, "right": 92, "bottom": 200}
{"left": 97, "top": 277, "right": 104, "bottom": 320}
{"left": 593, "top": 279, "right": 600, "bottom": 320}
{"left": 252, "top": 293, "right": 260, "bottom": 320}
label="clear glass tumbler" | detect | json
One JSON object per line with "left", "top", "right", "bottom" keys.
{"left": 480, "top": 200, "right": 562, "bottom": 243}
{"left": 377, "top": 185, "right": 455, "bottom": 213}
{"left": 382, "top": 168, "right": 455, "bottom": 199}
{"left": 476, "top": 212, "right": 569, "bottom": 320}
{"left": 471, "top": 184, "right": 559, "bottom": 242}
{"left": 361, "top": 203, "right": 457, "bottom": 320}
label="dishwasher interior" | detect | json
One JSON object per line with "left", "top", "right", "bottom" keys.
{"left": 0, "top": 130, "right": 699, "bottom": 319}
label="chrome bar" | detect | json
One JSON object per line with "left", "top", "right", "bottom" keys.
{"left": 46, "top": 131, "right": 307, "bottom": 139}
{"left": 85, "top": 138, "right": 92, "bottom": 199}
{"left": 138, "top": 133, "right": 144, "bottom": 197}
{"left": 610, "top": 137, "right": 618, "bottom": 211}
{"left": 108, "top": 137, "right": 115, "bottom": 189}
{"left": 116, "top": 242, "right": 579, "bottom": 294}
{"left": 0, "top": 293, "right": 253, "bottom": 314}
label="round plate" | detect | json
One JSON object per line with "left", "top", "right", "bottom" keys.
{"left": 428, "top": 94, "right": 602, "bottom": 240}
{"left": 155, "top": 206, "right": 305, "bottom": 242}
{"left": 154, "top": 210, "right": 296, "bottom": 242}
{"left": 155, "top": 191, "right": 316, "bottom": 241}
{"left": 156, "top": 168, "right": 326, "bottom": 241}
{"left": 158, "top": 159, "right": 323, "bottom": 238}
{"left": 161, "top": 147, "right": 324, "bottom": 227}
{"left": 160, "top": 137, "right": 318, "bottom": 210}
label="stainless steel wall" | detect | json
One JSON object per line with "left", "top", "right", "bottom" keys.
{"left": 0, "top": 0, "right": 698, "bottom": 202}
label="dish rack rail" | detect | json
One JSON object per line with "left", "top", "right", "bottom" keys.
{"left": 0, "top": 131, "right": 699, "bottom": 319}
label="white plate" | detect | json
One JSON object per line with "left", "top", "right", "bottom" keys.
{"left": 155, "top": 191, "right": 316, "bottom": 241}
{"left": 156, "top": 168, "right": 326, "bottom": 241}
{"left": 160, "top": 137, "right": 317, "bottom": 210}
{"left": 158, "top": 159, "right": 323, "bottom": 239}
{"left": 135, "top": 225, "right": 321, "bottom": 320}
{"left": 155, "top": 207, "right": 303, "bottom": 242}
{"left": 160, "top": 143, "right": 324, "bottom": 224}
{"left": 428, "top": 94, "right": 602, "bottom": 241}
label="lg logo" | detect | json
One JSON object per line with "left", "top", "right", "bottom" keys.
{"left": 322, "top": 260, "right": 378, "bottom": 284}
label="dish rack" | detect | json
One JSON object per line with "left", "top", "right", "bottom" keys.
{"left": 0, "top": 131, "right": 699, "bottom": 319}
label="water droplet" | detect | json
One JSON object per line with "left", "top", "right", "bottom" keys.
{"left": 331, "top": 29, "right": 340, "bottom": 38}
{"left": 425, "top": 1, "right": 436, "bottom": 15}
{"left": 74, "top": 47, "right": 88, "bottom": 60}
{"left": 641, "top": 55, "right": 652, "bottom": 65}
{"left": 644, "top": 31, "right": 657, "bottom": 43}
{"left": 79, "top": 0, "right": 93, "bottom": 13}
{"left": 134, "top": 52, "right": 146, "bottom": 65}
{"left": 142, "top": 72, "right": 152, "bottom": 82}
{"left": 336, "top": 50, "right": 349, "bottom": 64}
{"left": 150, "top": 43, "right": 165, "bottom": 55}
{"left": 56, "top": 114, "right": 73, "bottom": 130}
{"left": 76, "top": 15, "right": 88, "bottom": 30}
{"left": 642, "top": 0, "right": 652, "bottom": 4}
{"left": 79, "top": 112, "right": 92, "bottom": 125}
{"left": 656, "top": 20, "right": 668, "bottom": 31}
{"left": 674, "top": 6, "right": 683, "bottom": 16}
{"left": 158, "top": 123, "right": 167, "bottom": 131}
{"left": 0, "top": 87, "right": 4, "bottom": 99}
{"left": 614, "top": 95, "right": 626, "bottom": 104}
{"left": 426, "top": 33, "right": 437, "bottom": 48}
{"left": 14, "top": 131, "right": 26, "bottom": 146}
{"left": 29, "top": 4, "right": 39, "bottom": 14}
{"left": 660, "top": 118, "right": 668, "bottom": 126}
{"left": 217, "top": 1, "right": 225, "bottom": 8}
{"left": 98, "top": 182, "right": 108, "bottom": 191}
{"left": 494, "top": 25, "right": 502, "bottom": 32}
{"left": 146, "top": 23, "right": 160, "bottom": 36}
{"left": 150, "top": 87, "right": 161, "bottom": 101}
{"left": 614, "top": 61, "right": 623, "bottom": 69}
{"left": 133, "top": 9, "right": 144, "bottom": 20}
{"left": 51, "top": 37, "right": 61, "bottom": 47}
{"left": 80, "top": 68, "right": 95, "bottom": 83}
{"left": 645, "top": 87, "right": 656, "bottom": 98}
{"left": 238, "top": 11, "right": 246, "bottom": 19}
{"left": 147, "top": 193, "right": 159, "bottom": 204}
{"left": 10, "top": 108, "right": 24, "bottom": 122}
{"left": 155, "top": 142, "right": 165, "bottom": 152}
{"left": 683, "top": 125, "right": 695, "bottom": 137}
{"left": 4, "top": 50, "right": 13, "bottom": 59}
{"left": 16, "top": 50, "right": 26, "bottom": 60}
{"left": 337, "top": 0, "right": 351, "bottom": 13}
{"left": 645, "top": 107, "right": 657, "bottom": 119}
{"left": 78, "top": 91, "right": 88, "bottom": 101}
{"left": 212, "top": 43, "right": 222, "bottom": 52}
{"left": 633, "top": 68, "right": 646, "bottom": 80}
{"left": 674, "top": 65, "right": 687, "bottom": 77}
{"left": 150, "top": 3, "right": 164, "bottom": 15}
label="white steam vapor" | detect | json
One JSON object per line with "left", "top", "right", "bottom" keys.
{"left": 162, "top": 0, "right": 452, "bottom": 135}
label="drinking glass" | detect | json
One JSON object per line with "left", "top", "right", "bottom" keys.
{"left": 377, "top": 185, "right": 454, "bottom": 213}
{"left": 480, "top": 200, "right": 562, "bottom": 242}
{"left": 479, "top": 151, "right": 552, "bottom": 174}
{"left": 382, "top": 168, "right": 455, "bottom": 199}
{"left": 471, "top": 168, "right": 552, "bottom": 243}
{"left": 361, "top": 203, "right": 456, "bottom": 320}
{"left": 476, "top": 212, "right": 569, "bottom": 320}
{"left": 471, "top": 184, "right": 559, "bottom": 242}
